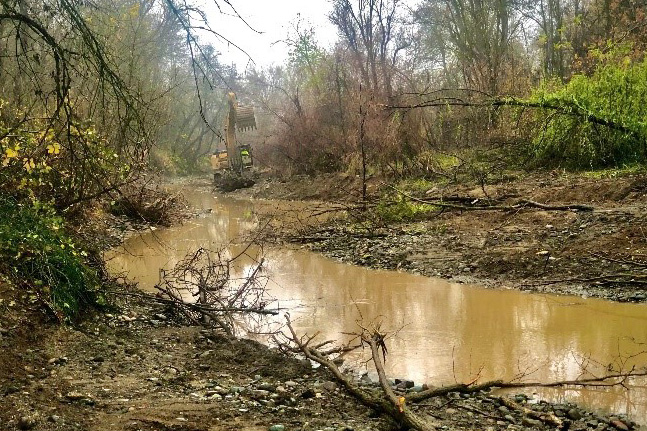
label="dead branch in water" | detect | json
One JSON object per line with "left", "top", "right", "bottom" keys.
{"left": 277, "top": 314, "right": 439, "bottom": 431}
{"left": 524, "top": 273, "right": 647, "bottom": 288}
{"left": 154, "top": 246, "right": 276, "bottom": 336}
{"left": 278, "top": 315, "right": 647, "bottom": 431}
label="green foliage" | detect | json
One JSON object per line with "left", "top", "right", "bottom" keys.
{"left": 397, "top": 178, "right": 437, "bottom": 194}
{"left": 580, "top": 164, "right": 646, "bottom": 179}
{"left": 0, "top": 197, "right": 100, "bottom": 319}
{"left": 529, "top": 55, "right": 647, "bottom": 169}
{"left": 373, "top": 194, "right": 437, "bottom": 223}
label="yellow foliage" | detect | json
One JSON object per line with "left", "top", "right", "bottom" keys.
{"left": 128, "top": 3, "right": 140, "bottom": 17}
{"left": 23, "top": 157, "right": 36, "bottom": 172}
{"left": 5, "top": 146, "right": 19, "bottom": 158}
{"left": 47, "top": 143, "right": 61, "bottom": 155}
{"left": 397, "top": 396, "right": 406, "bottom": 413}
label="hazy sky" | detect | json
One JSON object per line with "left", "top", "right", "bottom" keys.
{"left": 205, "top": 1, "right": 338, "bottom": 71}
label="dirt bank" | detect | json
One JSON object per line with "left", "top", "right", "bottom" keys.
{"left": 237, "top": 171, "right": 647, "bottom": 303}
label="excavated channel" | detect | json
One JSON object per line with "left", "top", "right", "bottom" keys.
{"left": 105, "top": 187, "right": 647, "bottom": 425}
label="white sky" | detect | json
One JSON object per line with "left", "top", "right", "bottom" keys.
{"left": 204, "top": 1, "right": 339, "bottom": 72}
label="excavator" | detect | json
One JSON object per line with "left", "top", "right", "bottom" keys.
{"left": 211, "top": 92, "right": 256, "bottom": 184}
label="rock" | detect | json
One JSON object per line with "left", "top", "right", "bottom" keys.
{"left": 609, "top": 419, "right": 629, "bottom": 431}
{"left": 251, "top": 389, "right": 270, "bottom": 399}
{"left": 322, "top": 381, "right": 337, "bottom": 392}
{"left": 521, "top": 417, "right": 542, "bottom": 427}
{"left": 284, "top": 380, "right": 298, "bottom": 387}
{"left": 445, "top": 408, "right": 458, "bottom": 415}
{"left": 268, "top": 424, "right": 285, "bottom": 431}
{"left": 359, "top": 373, "right": 372, "bottom": 384}
{"left": 258, "top": 383, "right": 276, "bottom": 392}
{"left": 17, "top": 416, "right": 36, "bottom": 430}
{"left": 504, "top": 414, "right": 516, "bottom": 423}
{"left": 65, "top": 391, "right": 86, "bottom": 401}
{"left": 567, "top": 408, "right": 583, "bottom": 421}
{"left": 395, "top": 379, "right": 414, "bottom": 390}
{"left": 48, "top": 415, "right": 60, "bottom": 423}
{"left": 498, "top": 406, "right": 509, "bottom": 414}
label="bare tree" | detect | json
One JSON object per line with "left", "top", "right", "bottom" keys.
{"left": 414, "top": 0, "right": 521, "bottom": 94}
{"left": 330, "top": 0, "right": 410, "bottom": 98}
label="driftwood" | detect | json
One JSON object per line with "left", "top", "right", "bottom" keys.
{"left": 527, "top": 273, "right": 647, "bottom": 288}
{"left": 281, "top": 315, "right": 440, "bottom": 431}
{"left": 499, "top": 396, "right": 563, "bottom": 428}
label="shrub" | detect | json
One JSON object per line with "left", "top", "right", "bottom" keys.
{"left": 373, "top": 194, "right": 437, "bottom": 223}
{"left": 0, "top": 197, "right": 100, "bottom": 319}
{"left": 529, "top": 54, "right": 647, "bottom": 169}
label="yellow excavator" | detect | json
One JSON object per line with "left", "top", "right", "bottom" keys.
{"left": 211, "top": 92, "right": 256, "bottom": 181}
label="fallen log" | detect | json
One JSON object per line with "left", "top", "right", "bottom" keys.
{"left": 280, "top": 316, "right": 647, "bottom": 431}
{"left": 386, "top": 184, "right": 594, "bottom": 212}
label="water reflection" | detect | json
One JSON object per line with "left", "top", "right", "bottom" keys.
{"left": 105, "top": 189, "right": 647, "bottom": 424}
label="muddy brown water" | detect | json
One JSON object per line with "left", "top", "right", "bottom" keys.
{"left": 105, "top": 189, "right": 647, "bottom": 424}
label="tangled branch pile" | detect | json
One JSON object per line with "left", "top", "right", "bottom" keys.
{"left": 154, "top": 247, "right": 276, "bottom": 337}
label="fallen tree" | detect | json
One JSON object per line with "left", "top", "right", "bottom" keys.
{"left": 386, "top": 184, "right": 594, "bottom": 213}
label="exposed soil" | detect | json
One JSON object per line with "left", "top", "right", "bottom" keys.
{"left": 236, "top": 171, "right": 647, "bottom": 303}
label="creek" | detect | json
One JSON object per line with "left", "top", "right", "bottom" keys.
{"left": 105, "top": 187, "right": 647, "bottom": 424}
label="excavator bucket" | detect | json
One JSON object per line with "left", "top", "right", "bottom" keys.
{"left": 235, "top": 104, "right": 256, "bottom": 132}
